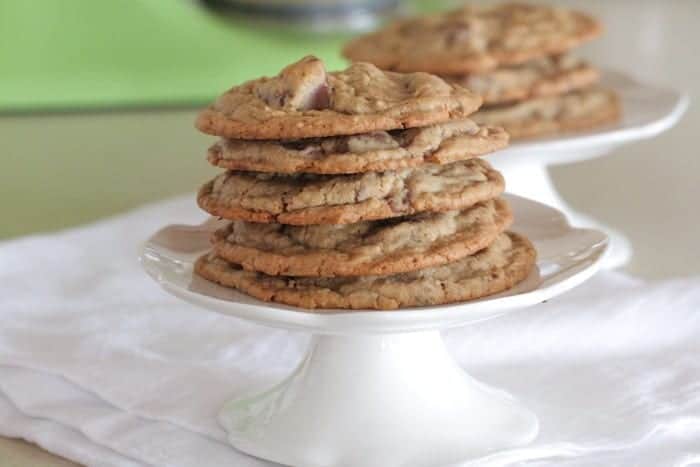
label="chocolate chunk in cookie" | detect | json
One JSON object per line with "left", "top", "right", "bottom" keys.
{"left": 343, "top": 3, "right": 601, "bottom": 74}
{"left": 196, "top": 56, "right": 482, "bottom": 139}
{"left": 209, "top": 199, "right": 511, "bottom": 277}
{"left": 195, "top": 232, "right": 535, "bottom": 310}
{"left": 448, "top": 55, "right": 600, "bottom": 105}
{"left": 197, "top": 159, "right": 505, "bottom": 225}
{"left": 206, "top": 119, "right": 508, "bottom": 174}
{"left": 472, "top": 87, "right": 620, "bottom": 139}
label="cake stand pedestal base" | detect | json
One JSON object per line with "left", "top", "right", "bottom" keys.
{"left": 144, "top": 194, "right": 611, "bottom": 467}
{"left": 220, "top": 331, "right": 538, "bottom": 467}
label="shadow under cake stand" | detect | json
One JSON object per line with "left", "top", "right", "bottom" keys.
{"left": 141, "top": 195, "right": 608, "bottom": 467}
{"left": 490, "top": 70, "right": 688, "bottom": 270}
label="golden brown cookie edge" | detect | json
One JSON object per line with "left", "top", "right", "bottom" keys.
{"left": 194, "top": 231, "right": 536, "bottom": 310}
{"left": 209, "top": 198, "right": 513, "bottom": 277}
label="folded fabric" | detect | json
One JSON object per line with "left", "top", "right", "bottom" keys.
{"left": 0, "top": 389, "right": 144, "bottom": 467}
{"left": 1, "top": 195, "right": 699, "bottom": 466}
{"left": 0, "top": 366, "right": 257, "bottom": 467}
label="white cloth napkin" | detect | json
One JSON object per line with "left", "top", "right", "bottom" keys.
{"left": 1, "top": 195, "right": 700, "bottom": 467}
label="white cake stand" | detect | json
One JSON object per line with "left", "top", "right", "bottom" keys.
{"left": 141, "top": 195, "right": 608, "bottom": 467}
{"left": 490, "top": 70, "right": 688, "bottom": 269}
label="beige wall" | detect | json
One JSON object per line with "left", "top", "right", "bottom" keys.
{"left": 546, "top": 0, "right": 700, "bottom": 278}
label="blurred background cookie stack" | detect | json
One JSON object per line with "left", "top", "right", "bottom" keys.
{"left": 343, "top": 3, "right": 620, "bottom": 139}
{"left": 193, "top": 56, "right": 536, "bottom": 310}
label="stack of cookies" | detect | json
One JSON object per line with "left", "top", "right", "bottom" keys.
{"left": 343, "top": 2, "right": 620, "bottom": 139}
{"left": 193, "top": 56, "right": 536, "bottom": 310}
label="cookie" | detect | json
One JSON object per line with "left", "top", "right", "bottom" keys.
{"left": 196, "top": 56, "right": 482, "bottom": 140}
{"left": 343, "top": 3, "right": 601, "bottom": 74}
{"left": 195, "top": 232, "right": 535, "bottom": 310}
{"left": 206, "top": 119, "right": 508, "bottom": 174}
{"left": 198, "top": 159, "right": 505, "bottom": 225}
{"left": 472, "top": 87, "right": 620, "bottom": 139}
{"left": 448, "top": 55, "right": 600, "bottom": 105}
{"left": 208, "top": 199, "right": 511, "bottom": 277}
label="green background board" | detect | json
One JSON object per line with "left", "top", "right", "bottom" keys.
{"left": 0, "top": 0, "right": 351, "bottom": 111}
{"left": 0, "top": 1, "right": 439, "bottom": 111}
